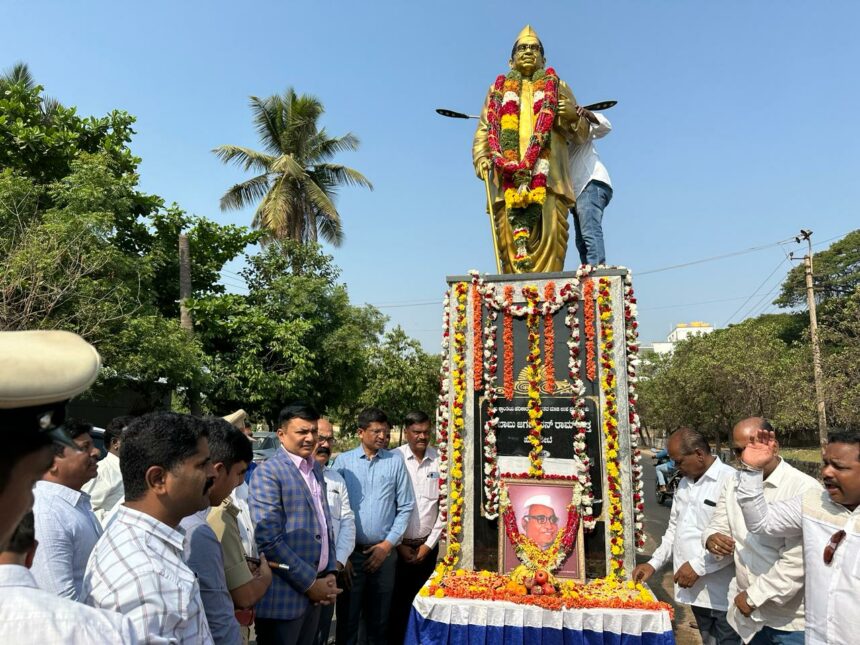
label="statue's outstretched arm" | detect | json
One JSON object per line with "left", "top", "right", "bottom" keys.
{"left": 557, "top": 81, "right": 589, "bottom": 145}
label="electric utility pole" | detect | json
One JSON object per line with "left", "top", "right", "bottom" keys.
{"left": 797, "top": 230, "right": 827, "bottom": 447}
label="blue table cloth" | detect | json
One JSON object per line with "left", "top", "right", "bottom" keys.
{"left": 406, "top": 594, "right": 675, "bottom": 645}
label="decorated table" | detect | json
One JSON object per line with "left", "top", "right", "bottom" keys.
{"left": 407, "top": 595, "right": 674, "bottom": 645}
{"left": 406, "top": 570, "right": 675, "bottom": 645}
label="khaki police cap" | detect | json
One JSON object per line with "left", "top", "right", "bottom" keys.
{"left": 0, "top": 330, "right": 101, "bottom": 408}
{"left": 223, "top": 409, "right": 248, "bottom": 429}
{"left": 0, "top": 330, "right": 101, "bottom": 449}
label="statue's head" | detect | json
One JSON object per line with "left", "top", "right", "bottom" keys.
{"left": 510, "top": 25, "right": 545, "bottom": 76}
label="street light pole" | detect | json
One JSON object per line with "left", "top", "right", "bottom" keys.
{"left": 798, "top": 230, "right": 827, "bottom": 447}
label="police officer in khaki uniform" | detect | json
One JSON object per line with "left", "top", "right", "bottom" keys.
{"left": 0, "top": 330, "right": 101, "bottom": 550}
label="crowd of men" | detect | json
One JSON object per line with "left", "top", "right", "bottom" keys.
{"left": 0, "top": 330, "right": 442, "bottom": 645}
{"left": 634, "top": 420, "right": 860, "bottom": 645}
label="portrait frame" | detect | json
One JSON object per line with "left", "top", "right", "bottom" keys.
{"left": 497, "top": 478, "right": 586, "bottom": 582}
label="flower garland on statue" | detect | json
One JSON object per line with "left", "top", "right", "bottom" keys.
{"left": 435, "top": 291, "right": 452, "bottom": 526}
{"left": 565, "top": 293, "right": 596, "bottom": 530}
{"left": 543, "top": 282, "right": 556, "bottom": 393}
{"left": 624, "top": 275, "right": 646, "bottom": 551}
{"left": 598, "top": 278, "right": 625, "bottom": 577}
{"left": 499, "top": 484, "right": 580, "bottom": 573}
{"left": 481, "top": 302, "right": 501, "bottom": 517}
{"left": 524, "top": 285, "right": 544, "bottom": 477}
{"left": 428, "top": 283, "right": 468, "bottom": 587}
{"left": 486, "top": 67, "right": 559, "bottom": 271}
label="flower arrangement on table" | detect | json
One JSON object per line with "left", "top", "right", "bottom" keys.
{"left": 420, "top": 569, "right": 673, "bottom": 617}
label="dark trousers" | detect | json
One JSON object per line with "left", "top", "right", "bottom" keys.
{"left": 336, "top": 548, "right": 397, "bottom": 645}
{"left": 691, "top": 605, "right": 741, "bottom": 645}
{"left": 388, "top": 545, "right": 438, "bottom": 645}
{"left": 257, "top": 605, "right": 322, "bottom": 645}
{"left": 315, "top": 568, "right": 350, "bottom": 645}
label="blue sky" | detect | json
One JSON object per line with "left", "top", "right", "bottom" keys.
{"left": 3, "top": 1, "right": 858, "bottom": 350}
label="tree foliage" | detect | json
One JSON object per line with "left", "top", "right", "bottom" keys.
{"left": 774, "top": 230, "right": 860, "bottom": 308}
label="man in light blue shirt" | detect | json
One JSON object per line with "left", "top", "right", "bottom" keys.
{"left": 334, "top": 408, "right": 414, "bottom": 645}
{"left": 32, "top": 418, "right": 102, "bottom": 600}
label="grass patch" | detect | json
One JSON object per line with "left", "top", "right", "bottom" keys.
{"left": 781, "top": 447, "right": 822, "bottom": 463}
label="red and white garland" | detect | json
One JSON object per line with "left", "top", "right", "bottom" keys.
{"left": 565, "top": 293, "right": 596, "bottom": 530}
{"left": 624, "top": 275, "right": 646, "bottom": 551}
{"left": 481, "top": 301, "right": 501, "bottom": 517}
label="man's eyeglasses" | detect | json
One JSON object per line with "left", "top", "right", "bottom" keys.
{"left": 516, "top": 43, "right": 541, "bottom": 53}
{"left": 524, "top": 514, "right": 559, "bottom": 525}
{"left": 823, "top": 529, "right": 846, "bottom": 565}
{"left": 318, "top": 435, "right": 335, "bottom": 445}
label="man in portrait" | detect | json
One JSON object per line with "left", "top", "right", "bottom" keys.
{"left": 520, "top": 494, "right": 560, "bottom": 550}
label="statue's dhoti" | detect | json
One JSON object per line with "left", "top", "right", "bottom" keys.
{"left": 492, "top": 193, "right": 570, "bottom": 273}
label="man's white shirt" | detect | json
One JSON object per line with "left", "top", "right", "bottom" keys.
{"left": 0, "top": 564, "right": 138, "bottom": 643}
{"left": 395, "top": 444, "right": 444, "bottom": 548}
{"left": 323, "top": 465, "right": 356, "bottom": 565}
{"left": 703, "top": 459, "right": 818, "bottom": 642}
{"left": 567, "top": 112, "right": 612, "bottom": 197}
{"left": 647, "top": 458, "right": 735, "bottom": 610}
{"left": 82, "top": 451, "right": 124, "bottom": 526}
{"left": 736, "top": 468, "right": 860, "bottom": 645}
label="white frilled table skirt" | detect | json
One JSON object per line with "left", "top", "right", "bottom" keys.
{"left": 406, "top": 594, "right": 675, "bottom": 645}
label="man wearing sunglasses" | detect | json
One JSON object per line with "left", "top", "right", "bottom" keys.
{"left": 703, "top": 418, "right": 818, "bottom": 644}
{"left": 736, "top": 427, "right": 860, "bottom": 645}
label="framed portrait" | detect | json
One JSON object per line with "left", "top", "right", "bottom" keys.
{"left": 498, "top": 479, "right": 585, "bottom": 582}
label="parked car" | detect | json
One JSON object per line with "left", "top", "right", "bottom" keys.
{"left": 252, "top": 432, "right": 279, "bottom": 463}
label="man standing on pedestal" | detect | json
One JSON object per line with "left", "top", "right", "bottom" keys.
{"left": 334, "top": 408, "right": 414, "bottom": 645}
{"left": 569, "top": 106, "right": 613, "bottom": 267}
{"left": 389, "top": 411, "right": 444, "bottom": 644}
{"left": 633, "top": 427, "right": 740, "bottom": 645}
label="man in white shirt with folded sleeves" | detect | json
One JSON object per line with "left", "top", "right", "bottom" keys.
{"left": 736, "top": 426, "right": 860, "bottom": 645}
{"left": 390, "top": 410, "right": 445, "bottom": 644}
{"left": 704, "top": 417, "right": 818, "bottom": 644}
{"left": 633, "top": 427, "right": 740, "bottom": 645}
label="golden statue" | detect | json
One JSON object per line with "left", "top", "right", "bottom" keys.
{"left": 473, "top": 25, "right": 589, "bottom": 273}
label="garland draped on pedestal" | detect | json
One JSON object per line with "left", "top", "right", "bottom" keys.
{"left": 543, "top": 281, "right": 556, "bottom": 393}
{"left": 624, "top": 276, "right": 646, "bottom": 551}
{"left": 524, "top": 286, "right": 544, "bottom": 478}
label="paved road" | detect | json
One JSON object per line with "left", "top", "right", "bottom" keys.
{"left": 639, "top": 451, "right": 702, "bottom": 645}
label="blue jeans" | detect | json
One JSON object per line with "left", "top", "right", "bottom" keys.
{"left": 749, "top": 626, "right": 805, "bottom": 645}
{"left": 656, "top": 462, "right": 675, "bottom": 487}
{"left": 572, "top": 180, "right": 612, "bottom": 266}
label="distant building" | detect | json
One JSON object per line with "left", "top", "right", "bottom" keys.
{"left": 651, "top": 321, "right": 714, "bottom": 356}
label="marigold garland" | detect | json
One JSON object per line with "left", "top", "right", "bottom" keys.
{"left": 472, "top": 283, "right": 483, "bottom": 392}
{"left": 502, "top": 285, "right": 515, "bottom": 400}
{"left": 583, "top": 278, "right": 596, "bottom": 381}
{"left": 523, "top": 285, "right": 544, "bottom": 477}
{"left": 435, "top": 290, "right": 452, "bottom": 525}
{"left": 428, "top": 282, "right": 469, "bottom": 587}
{"left": 500, "top": 483, "right": 579, "bottom": 572}
{"left": 543, "top": 282, "right": 556, "bottom": 393}
{"left": 486, "top": 67, "right": 559, "bottom": 271}
{"left": 598, "top": 278, "right": 625, "bottom": 577}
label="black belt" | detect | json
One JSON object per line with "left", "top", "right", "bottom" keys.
{"left": 401, "top": 536, "right": 430, "bottom": 548}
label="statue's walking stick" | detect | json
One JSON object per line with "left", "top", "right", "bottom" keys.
{"left": 482, "top": 169, "right": 503, "bottom": 274}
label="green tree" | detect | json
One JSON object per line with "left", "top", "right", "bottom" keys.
{"left": 213, "top": 88, "right": 372, "bottom": 245}
{"left": 775, "top": 230, "right": 860, "bottom": 307}
{"left": 190, "top": 241, "right": 385, "bottom": 421}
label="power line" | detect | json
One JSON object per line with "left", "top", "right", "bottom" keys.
{"left": 723, "top": 257, "right": 790, "bottom": 326}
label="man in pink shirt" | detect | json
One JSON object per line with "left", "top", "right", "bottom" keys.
{"left": 249, "top": 403, "right": 340, "bottom": 645}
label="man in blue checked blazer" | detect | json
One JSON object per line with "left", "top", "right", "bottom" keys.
{"left": 250, "top": 402, "right": 340, "bottom": 645}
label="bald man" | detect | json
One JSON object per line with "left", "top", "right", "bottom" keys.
{"left": 704, "top": 418, "right": 818, "bottom": 644}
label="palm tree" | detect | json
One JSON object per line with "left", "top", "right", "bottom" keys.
{"left": 0, "top": 62, "right": 63, "bottom": 118}
{"left": 214, "top": 89, "right": 372, "bottom": 246}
